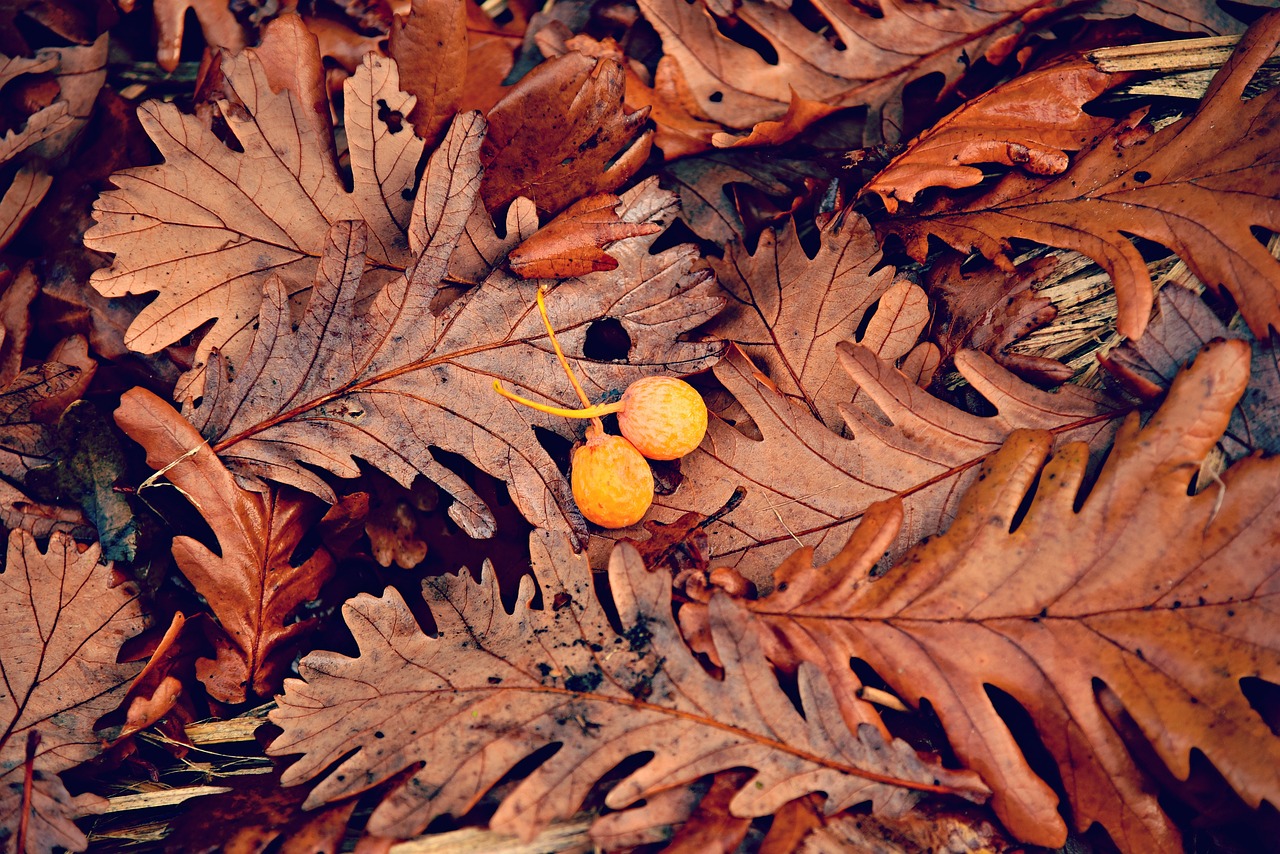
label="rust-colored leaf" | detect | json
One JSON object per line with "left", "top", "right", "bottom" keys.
{"left": 268, "top": 531, "right": 988, "bottom": 842}
{"left": 865, "top": 57, "right": 1123, "bottom": 212}
{"left": 0, "top": 531, "right": 145, "bottom": 853}
{"left": 624, "top": 344, "right": 1120, "bottom": 587}
{"left": 481, "top": 50, "right": 653, "bottom": 216}
{"left": 86, "top": 19, "right": 425, "bottom": 398}
{"left": 114, "top": 388, "right": 337, "bottom": 704}
{"left": 183, "top": 157, "right": 722, "bottom": 543}
{"left": 388, "top": 0, "right": 468, "bottom": 147}
{"left": 507, "top": 193, "right": 662, "bottom": 279}
{"left": 882, "top": 11, "right": 1280, "bottom": 339}
{"left": 723, "top": 338, "right": 1280, "bottom": 851}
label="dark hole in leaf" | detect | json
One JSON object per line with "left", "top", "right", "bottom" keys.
{"left": 583, "top": 318, "right": 631, "bottom": 361}
{"left": 376, "top": 98, "right": 404, "bottom": 134}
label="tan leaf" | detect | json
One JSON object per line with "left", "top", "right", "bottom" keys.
{"left": 86, "top": 21, "right": 425, "bottom": 398}
{"left": 114, "top": 388, "right": 337, "bottom": 704}
{"left": 625, "top": 343, "right": 1120, "bottom": 587}
{"left": 389, "top": 0, "right": 468, "bottom": 147}
{"left": 864, "top": 57, "right": 1123, "bottom": 212}
{"left": 139, "top": 0, "right": 246, "bottom": 72}
{"left": 0, "top": 165, "right": 51, "bottom": 252}
{"left": 723, "top": 338, "right": 1280, "bottom": 851}
{"left": 704, "top": 214, "right": 897, "bottom": 433}
{"left": 507, "top": 193, "right": 662, "bottom": 279}
{"left": 481, "top": 50, "right": 653, "bottom": 215}
{"left": 183, "top": 159, "right": 722, "bottom": 543}
{"left": 267, "top": 531, "right": 988, "bottom": 842}
{"left": 0, "top": 531, "right": 145, "bottom": 853}
{"left": 881, "top": 11, "right": 1280, "bottom": 339}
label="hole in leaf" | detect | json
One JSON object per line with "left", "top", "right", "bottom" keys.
{"left": 583, "top": 318, "right": 631, "bottom": 361}
{"left": 376, "top": 98, "right": 404, "bottom": 134}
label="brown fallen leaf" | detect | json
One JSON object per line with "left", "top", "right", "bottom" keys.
{"left": 115, "top": 388, "right": 337, "bottom": 704}
{"left": 662, "top": 770, "right": 753, "bottom": 854}
{"left": 1101, "top": 283, "right": 1280, "bottom": 459}
{"left": 624, "top": 343, "right": 1120, "bottom": 587}
{"left": 388, "top": 0, "right": 468, "bottom": 147}
{"left": 712, "top": 90, "right": 842, "bottom": 151}
{"left": 881, "top": 11, "right": 1280, "bottom": 339}
{"left": 87, "top": 18, "right": 426, "bottom": 398}
{"left": 0, "top": 478, "right": 91, "bottom": 540}
{"left": 364, "top": 473, "right": 438, "bottom": 570}
{"left": 267, "top": 530, "right": 988, "bottom": 842}
{"left": 0, "top": 531, "right": 146, "bottom": 854}
{"left": 801, "top": 803, "right": 1011, "bottom": 854}
{"left": 182, "top": 137, "right": 722, "bottom": 542}
{"left": 864, "top": 57, "right": 1123, "bottom": 212}
{"left": 507, "top": 193, "right": 662, "bottom": 279}
{"left": 704, "top": 213, "right": 899, "bottom": 433}
{"left": 637, "top": 0, "right": 1261, "bottom": 147}
{"left": 0, "top": 362, "right": 86, "bottom": 480}
{"left": 481, "top": 49, "right": 653, "bottom": 216}
{"left": 713, "top": 338, "right": 1280, "bottom": 851}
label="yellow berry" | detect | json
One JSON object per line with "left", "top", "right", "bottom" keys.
{"left": 617, "top": 377, "right": 708, "bottom": 460}
{"left": 571, "top": 431, "right": 654, "bottom": 528}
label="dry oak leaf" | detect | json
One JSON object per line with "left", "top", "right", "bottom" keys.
{"left": 1102, "top": 283, "right": 1280, "bottom": 459}
{"left": 0, "top": 362, "right": 86, "bottom": 481}
{"left": 881, "top": 10, "right": 1280, "bottom": 340}
{"left": 115, "top": 388, "right": 337, "bottom": 704}
{"left": 705, "top": 212, "right": 903, "bottom": 434}
{"left": 864, "top": 56, "right": 1123, "bottom": 212}
{"left": 388, "top": 0, "right": 469, "bottom": 148}
{"left": 480, "top": 49, "right": 653, "bottom": 216}
{"left": 86, "top": 18, "right": 426, "bottom": 398}
{"left": 638, "top": 0, "right": 1267, "bottom": 145}
{"left": 630, "top": 343, "right": 1120, "bottom": 588}
{"left": 267, "top": 530, "right": 988, "bottom": 842}
{"left": 725, "top": 338, "right": 1280, "bottom": 852}
{"left": 182, "top": 138, "right": 721, "bottom": 543}
{"left": 0, "top": 531, "right": 145, "bottom": 854}
{"left": 507, "top": 193, "right": 662, "bottom": 279}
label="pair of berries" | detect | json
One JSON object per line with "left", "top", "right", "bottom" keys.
{"left": 495, "top": 288, "right": 708, "bottom": 528}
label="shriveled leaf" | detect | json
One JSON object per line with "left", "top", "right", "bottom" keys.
{"left": 184, "top": 163, "right": 722, "bottom": 543}
{"left": 800, "top": 804, "right": 1012, "bottom": 854}
{"left": 704, "top": 213, "right": 898, "bottom": 433}
{"left": 712, "top": 91, "right": 841, "bottom": 151}
{"left": 727, "top": 338, "right": 1280, "bottom": 851}
{"left": 389, "top": 0, "right": 468, "bottom": 147}
{"left": 882, "top": 11, "right": 1280, "bottom": 339}
{"left": 268, "top": 531, "right": 988, "bottom": 842}
{"left": 0, "top": 531, "right": 145, "bottom": 854}
{"left": 630, "top": 344, "right": 1120, "bottom": 587}
{"left": 638, "top": 0, "right": 1266, "bottom": 144}
{"left": 1102, "top": 284, "right": 1280, "bottom": 458}
{"left": 27, "top": 401, "right": 140, "bottom": 563}
{"left": 481, "top": 50, "right": 653, "bottom": 216}
{"left": 115, "top": 388, "right": 337, "bottom": 704}
{"left": 507, "top": 193, "right": 662, "bottom": 279}
{"left": 864, "top": 57, "right": 1123, "bottom": 212}
{"left": 86, "top": 21, "right": 425, "bottom": 396}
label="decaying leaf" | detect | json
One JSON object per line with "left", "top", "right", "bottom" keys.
{"left": 1102, "top": 283, "right": 1280, "bottom": 458}
{"left": 632, "top": 344, "right": 1120, "bottom": 586}
{"left": 183, "top": 139, "right": 722, "bottom": 543}
{"left": 507, "top": 193, "right": 662, "bottom": 279}
{"left": 0, "top": 531, "right": 145, "bottom": 854}
{"left": 120, "top": 0, "right": 245, "bottom": 72}
{"left": 864, "top": 57, "right": 1123, "bottom": 211}
{"left": 268, "top": 531, "right": 988, "bottom": 842}
{"left": 717, "top": 339, "right": 1280, "bottom": 851}
{"left": 0, "top": 362, "right": 86, "bottom": 481}
{"left": 86, "top": 18, "right": 425, "bottom": 397}
{"left": 115, "top": 388, "right": 336, "bottom": 704}
{"left": 480, "top": 50, "right": 653, "bottom": 216}
{"left": 882, "top": 11, "right": 1280, "bottom": 339}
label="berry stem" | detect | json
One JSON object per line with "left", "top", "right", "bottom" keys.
{"left": 492, "top": 381, "right": 623, "bottom": 420}
{"left": 537, "top": 286, "right": 593, "bottom": 409}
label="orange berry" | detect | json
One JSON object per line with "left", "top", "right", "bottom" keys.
{"left": 571, "top": 430, "right": 654, "bottom": 528}
{"left": 617, "top": 376, "right": 708, "bottom": 460}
